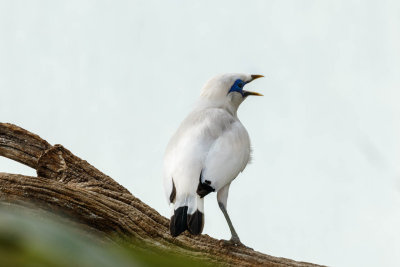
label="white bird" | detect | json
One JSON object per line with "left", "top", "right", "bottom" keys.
{"left": 163, "top": 73, "right": 263, "bottom": 245}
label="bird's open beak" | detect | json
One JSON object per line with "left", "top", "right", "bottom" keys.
{"left": 250, "top": 74, "right": 264, "bottom": 81}
{"left": 243, "top": 91, "right": 263, "bottom": 97}
{"left": 243, "top": 74, "right": 264, "bottom": 97}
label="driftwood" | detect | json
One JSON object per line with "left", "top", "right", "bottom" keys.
{"left": 0, "top": 123, "right": 321, "bottom": 266}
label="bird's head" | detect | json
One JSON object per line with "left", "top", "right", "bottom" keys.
{"left": 199, "top": 73, "right": 263, "bottom": 112}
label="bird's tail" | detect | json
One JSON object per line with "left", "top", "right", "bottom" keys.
{"left": 170, "top": 194, "right": 204, "bottom": 237}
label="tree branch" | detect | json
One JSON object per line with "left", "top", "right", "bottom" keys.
{"left": 0, "top": 123, "right": 322, "bottom": 266}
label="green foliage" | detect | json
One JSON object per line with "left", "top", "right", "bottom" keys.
{"left": 0, "top": 204, "right": 212, "bottom": 267}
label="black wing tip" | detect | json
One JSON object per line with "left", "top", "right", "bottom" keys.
{"left": 169, "top": 206, "right": 188, "bottom": 237}
{"left": 187, "top": 210, "right": 204, "bottom": 235}
{"left": 169, "top": 179, "right": 176, "bottom": 203}
{"left": 197, "top": 172, "right": 215, "bottom": 198}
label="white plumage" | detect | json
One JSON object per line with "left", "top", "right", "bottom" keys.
{"left": 163, "top": 73, "right": 263, "bottom": 244}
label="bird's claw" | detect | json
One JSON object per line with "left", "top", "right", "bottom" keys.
{"left": 229, "top": 237, "right": 243, "bottom": 246}
{"left": 219, "top": 238, "right": 247, "bottom": 248}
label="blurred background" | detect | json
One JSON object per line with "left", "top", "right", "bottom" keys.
{"left": 0, "top": 1, "right": 399, "bottom": 266}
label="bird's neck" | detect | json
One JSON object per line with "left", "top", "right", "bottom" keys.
{"left": 196, "top": 95, "right": 242, "bottom": 117}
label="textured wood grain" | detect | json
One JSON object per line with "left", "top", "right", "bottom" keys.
{"left": 0, "top": 123, "right": 323, "bottom": 267}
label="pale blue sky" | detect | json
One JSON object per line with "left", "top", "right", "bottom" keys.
{"left": 1, "top": 1, "right": 399, "bottom": 266}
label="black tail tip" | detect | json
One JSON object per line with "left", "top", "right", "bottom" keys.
{"left": 169, "top": 206, "right": 188, "bottom": 237}
{"left": 187, "top": 210, "right": 204, "bottom": 235}
{"left": 169, "top": 207, "right": 204, "bottom": 237}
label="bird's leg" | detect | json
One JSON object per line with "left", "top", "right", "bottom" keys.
{"left": 217, "top": 183, "right": 243, "bottom": 246}
{"left": 218, "top": 201, "right": 242, "bottom": 245}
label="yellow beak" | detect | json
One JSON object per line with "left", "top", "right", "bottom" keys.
{"left": 244, "top": 74, "right": 264, "bottom": 96}
{"left": 243, "top": 91, "right": 263, "bottom": 97}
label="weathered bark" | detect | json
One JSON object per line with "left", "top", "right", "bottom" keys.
{"left": 0, "top": 123, "right": 322, "bottom": 267}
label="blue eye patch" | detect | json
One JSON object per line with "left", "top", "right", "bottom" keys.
{"left": 228, "top": 79, "right": 246, "bottom": 96}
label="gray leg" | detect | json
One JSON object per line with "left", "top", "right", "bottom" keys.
{"left": 218, "top": 201, "right": 241, "bottom": 245}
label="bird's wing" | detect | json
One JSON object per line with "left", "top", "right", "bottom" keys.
{"left": 201, "top": 119, "right": 251, "bottom": 191}
{"left": 163, "top": 107, "right": 250, "bottom": 200}
{"left": 163, "top": 108, "right": 231, "bottom": 198}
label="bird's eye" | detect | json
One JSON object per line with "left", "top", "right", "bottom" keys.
{"left": 238, "top": 82, "right": 244, "bottom": 88}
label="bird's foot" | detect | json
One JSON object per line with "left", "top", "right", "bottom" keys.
{"left": 219, "top": 237, "right": 250, "bottom": 248}
{"left": 229, "top": 237, "right": 243, "bottom": 247}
